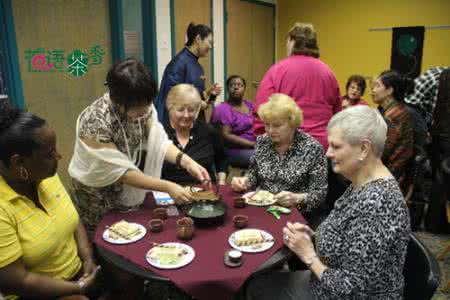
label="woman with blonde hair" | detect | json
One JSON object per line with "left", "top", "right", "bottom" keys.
{"left": 232, "top": 94, "right": 327, "bottom": 215}
{"left": 162, "top": 84, "right": 227, "bottom": 185}
{"left": 253, "top": 23, "right": 341, "bottom": 150}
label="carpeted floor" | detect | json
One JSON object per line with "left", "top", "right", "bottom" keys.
{"left": 415, "top": 231, "right": 450, "bottom": 300}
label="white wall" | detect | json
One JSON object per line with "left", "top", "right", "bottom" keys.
{"left": 155, "top": 0, "right": 277, "bottom": 96}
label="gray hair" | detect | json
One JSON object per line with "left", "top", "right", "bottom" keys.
{"left": 327, "top": 105, "right": 387, "bottom": 157}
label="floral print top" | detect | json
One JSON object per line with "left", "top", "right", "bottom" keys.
{"left": 247, "top": 130, "right": 327, "bottom": 212}
{"left": 71, "top": 94, "right": 150, "bottom": 235}
{"left": 311, "top": 177, "right": 410, "bottom": 299}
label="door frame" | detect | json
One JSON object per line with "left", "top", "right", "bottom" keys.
{"left": 109, "top": 0, "right": 158, "bottom": 81}
{"left": 223, "top": 0, "right": 276, "bottom": 99}
{"left": 0, "top": 0, "right": 25, "bottom": 108}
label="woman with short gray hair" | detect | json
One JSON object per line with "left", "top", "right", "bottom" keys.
{"left": 246, "top": 105, "right": 410, "bottom": 300}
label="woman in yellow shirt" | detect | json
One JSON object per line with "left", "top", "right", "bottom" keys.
{"left": 0, "top": 101, "right": 99, "bottom": 299}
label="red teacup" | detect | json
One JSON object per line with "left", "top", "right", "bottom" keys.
{"left": 233, "top": 215, "right": 248, "bottom": 229}
{"left": 176, "top": 217, "right": 194, "bottom": 240}
{"left": 152, "top": 207, "right": 168, "bottom": 220}
{"left": 148, "top": 219, "right": 163, "bottom": 233}
{"left": 233, "top": 197, "right": 246, "bottom": 208}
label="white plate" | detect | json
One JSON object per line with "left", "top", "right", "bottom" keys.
{"left": 228, "top": 229, "right": 275, "bottom": 253}
{"left": 242, "top": 190, "right": 277, "bottom": 206}
{"left": 146, "top": 242, "right": 195, "bottom": 269}
{"left": 103, "top": 223, "right": 147, "bottom": 245}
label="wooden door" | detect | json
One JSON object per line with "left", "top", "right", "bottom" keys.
{"left": 226, "top": 0, "right": 275, "bottom": 101}
{"left": 173, "top": 0, "right": 212, "bottom": 86}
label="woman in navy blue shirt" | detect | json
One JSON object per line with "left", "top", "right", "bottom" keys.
{"left": 155, "top": 22, "right": 221, "bottom": 125}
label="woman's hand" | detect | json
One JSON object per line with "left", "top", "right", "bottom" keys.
{"left": 275, "top": 191, "right": 304, "bottom": 207}
{"left": 207, "top": 83, "right": 223, "bottom": 98}
{"left": 231, "top": 177, "right": 249, "bottom": 192}
{"left": 183, "top": 156, "right": 211, "bottom": 184}
{"left": 167, "top": 182, "right": 192, "bottom": 205}
{"left": 77, "top": 266, "right": 101, "bottom": 294}
{"left": 283, "top": 222, "right": 316, "bottom": 262}
{"left": 81, "top": 258, "right": 97, "bottom": 278}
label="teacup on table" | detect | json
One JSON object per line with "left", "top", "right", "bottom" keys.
{"left": 148, "top": 219, "right": 163, "bottom": 233}
{"left": 153, "top": 207, "right": 168, "bottom": 220}
{"left": 233, "top": 215, "right": 248, "bottom": 229}
{"left": 233, "top": 197, "right": 246, "bottom": 208}
{"left": 176, "top": 217, "right": 194, "bottom": 240}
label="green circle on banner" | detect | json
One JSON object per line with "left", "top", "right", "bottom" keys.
{"left": 396, "top": 34, "right": 418, "bottom": 56}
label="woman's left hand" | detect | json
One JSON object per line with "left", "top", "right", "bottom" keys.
{"left": 283, "top": 222, "right": 316, "bottom": 263}
{"left": 275, "top": 191, "right": 301, "bottom": 207}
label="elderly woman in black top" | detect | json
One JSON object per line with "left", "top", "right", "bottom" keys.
{"left": 162, "top": 84, "right": 227, "bottom": 185}
{"left": 231, "top": 93, "right": 327, "bottom": 214}
{"left": 246, "top": 105, "right": 411, "bottom": 300}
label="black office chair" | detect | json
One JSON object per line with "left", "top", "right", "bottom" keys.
{"left": 403, "top": 233, "right": 441, "bottom": 300}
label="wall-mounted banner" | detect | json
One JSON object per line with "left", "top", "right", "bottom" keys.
{"left": 24, "top": 45, "right": 105, "bottom": 77}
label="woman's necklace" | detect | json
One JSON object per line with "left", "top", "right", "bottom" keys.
{"left": 112, "top": 109, "right": 143, "bottom": 167}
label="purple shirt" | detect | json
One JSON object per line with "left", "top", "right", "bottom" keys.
{"left": 211, "top": 100, "right": 256, "bottom": 142}
{"left": 253, "top": 55, "right": 341, "bottom": 150}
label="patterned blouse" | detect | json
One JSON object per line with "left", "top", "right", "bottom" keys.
{"left": 311, "top": 178, "right": 410, "bottom": 300}
{"left": 247, "top": 130, "right": 327, "bottom": 212}
{"left": 71, "top": 94, "right": 150, "bottom": 235}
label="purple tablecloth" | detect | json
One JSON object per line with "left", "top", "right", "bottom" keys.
{"left": 94, "top": 186, "right": 306, "bottom": 300}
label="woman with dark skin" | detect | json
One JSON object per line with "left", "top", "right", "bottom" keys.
{"left": 0, "top": 102, "right": 99, "bottom": 300}
{"left": 211, "top": 75, "right": 256, "bottom": 168}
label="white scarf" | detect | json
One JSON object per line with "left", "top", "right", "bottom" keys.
{"left": 69, "top": 102, "right": 172, "bottom": 207}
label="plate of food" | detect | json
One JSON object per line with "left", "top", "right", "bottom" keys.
{"left": 242, "top": 190, "right": 277, "bottom": 206}
{"left": 103, "top": 220, "right": 146, "bottom": 244}
{"left": 146, "top": 242, "right": 195, "bottom": 269}
{"left": 228, "top": 228, "right": 275, "bottom": 253}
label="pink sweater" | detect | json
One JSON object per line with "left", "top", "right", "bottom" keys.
{"left": 253, "top": 55, "right": 341, "bottom": 150}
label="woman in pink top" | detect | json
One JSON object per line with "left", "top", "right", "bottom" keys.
{"left": 253, "top": 23, "right": 341, "bottom": 150}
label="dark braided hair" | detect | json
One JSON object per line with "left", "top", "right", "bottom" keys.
{"left": 0, "top": 101, "right": 46, "bottom": 166}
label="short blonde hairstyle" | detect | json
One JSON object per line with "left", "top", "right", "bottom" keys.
{"left": 166, "top": 84, "right": 202, "bottom": 113}
{"left": 258, "top": 93, "right": 303, "bottom": 128}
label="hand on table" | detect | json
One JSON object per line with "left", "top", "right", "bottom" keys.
{"left": 231, "top": 177, "right": 249, "bottom": 192}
